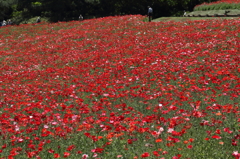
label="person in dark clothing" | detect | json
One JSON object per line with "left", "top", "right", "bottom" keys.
{"left": 7, "top": 19, "right": 12, "bottom": 25}
{"left": 148, "top": 6, "right": 153, "bottom": 22}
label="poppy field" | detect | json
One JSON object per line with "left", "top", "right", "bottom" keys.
{"left": 206, "top": 0, "right": 240, "bottom": 3}
{"left": 0, "top": 15, "right": 239, "bottom": 158}
{"left": 194, "top": 0, "right": 240, "bottom": 10}
{"left": 195, "top": 0, "right": 240, "bottom": 6}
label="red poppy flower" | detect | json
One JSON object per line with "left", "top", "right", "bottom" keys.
{"left": 187, "top": 145, "right": 193, "bottom": 149}
{"left": 212, "top": 135, "right": 221, "bottom": 139}
{"left": 54, "top": 153, "right": 60, "bottom": 158}
{"left": 128, "top": 139, "right": 133, "bottom": 144}
{"left": 141, "top": 152, "right": 150, "bottom": 158}
{"left": 64, "top": 152, "right": 70, "bottom": 158}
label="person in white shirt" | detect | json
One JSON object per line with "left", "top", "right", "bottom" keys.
{"left": 79, "top": 14, "right": 83, "bottom": 21}
{"left": 2, "top": 20, "right": 6, "bottom": 26}
{"left": 183, "top": 10, "right": 187, "bottom": 17}
{"left": 36, "top": 17, "right": 41, "bottom": 23}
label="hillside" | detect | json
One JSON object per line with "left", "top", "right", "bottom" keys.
{"left": 0, "top": 15, "right": 239, "bottom": 158}
{"left": 185, "top": 0, "right": 240, "bottom": 17}
{"left": 185, "top": 9, "right": 240, "bottom": 17}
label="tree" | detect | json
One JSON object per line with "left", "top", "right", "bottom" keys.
{"left": 11, "top": 0, "right": 220, "bottom": 24}
{"left": 0, "top": 0, "right": 17, "bottom": 20}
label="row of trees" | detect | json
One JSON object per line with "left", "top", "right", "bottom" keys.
{"left": 1, "top": 0, "right": 218, "bottom": 24}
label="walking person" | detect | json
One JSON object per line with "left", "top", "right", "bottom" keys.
{"left": 148, "top": 6, "right": 153, "bottom": 22}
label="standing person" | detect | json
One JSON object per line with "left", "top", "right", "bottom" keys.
{"left": 148, "top": 6, "right": 153, "bottom": 22}
{"left": 79, "top": 14, "right": 83, "bottom": 21}
{"left": 7, "top": 19, "right": 12, "bottom": 25}
{"left": 36, "top": 17, "right": 41, "bottom": 23}
{"left": 2, "top": 20, "right": 6, "bottom": 26}
{"left": 183, "top": 10, "right": 187, "bottom": 17}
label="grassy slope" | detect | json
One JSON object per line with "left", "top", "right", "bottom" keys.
{"left": 152, "top": 16, "right": 239, "bottom": 22}
{"left": 185, "top": 9, "right": 240, "bottom": 17}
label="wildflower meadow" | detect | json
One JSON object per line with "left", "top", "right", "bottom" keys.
{"left": 194, "top": 0, "right": 240, "bottom": 10}
{"left": 0, "top": 15, "right": 239, "bottom": 158}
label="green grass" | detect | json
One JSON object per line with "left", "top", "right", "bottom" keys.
{"left": 22, "top": 16, "right": 50, "bottom": 24}
{"left": 194, "top": 3, "right": 240, "bottom": 11}
{"left": 152, "top": 16, "right": 239, "bottom": 22}
{"left": 185, "top": 9, "right": 240, "bottom": 17}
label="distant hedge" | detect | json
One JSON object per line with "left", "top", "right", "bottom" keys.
{"left": 194, "top": 2, "right": 240, "bottom": 11}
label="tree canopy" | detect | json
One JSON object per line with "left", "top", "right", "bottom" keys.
{"left": 1, "top": 0, "right": 219, "bottom": 24}
{"left": 0, "top": 0, "right": 17, "bottom": 20}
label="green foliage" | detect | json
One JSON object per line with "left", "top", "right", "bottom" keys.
{"left": 11, "top": 5, "right": 23, "bottom": 24}
{"left": 1, "top": 0, "right": 229, "bottom": 24}
{"left": 0, "top": 0, "right": 17, "bottom": 7}
{"left": 22, "top": 16, "right": 49, "bottom": 24}
{"left": 0, "top": 0, "right": 17, "bottom": 19}
{"left": 85, "top": 0, "right": 100, "bottom": 4}
{"left": 31, "top": 1, "right": 42, "bottom": 7}
{"left": 194, "top": 2, "right": 240, "bottom": 11}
